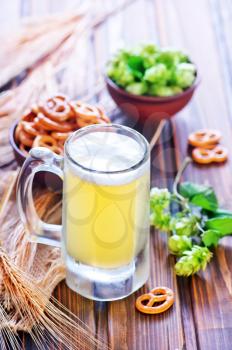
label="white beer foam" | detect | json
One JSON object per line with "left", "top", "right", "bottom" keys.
{"left": 66, "top": 132, "right": 149, "bottom": 186}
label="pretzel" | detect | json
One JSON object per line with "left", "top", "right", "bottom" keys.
{"left": 19, "top": 143, "right": 30, "bottom": 156}
{"left": 34, "top": 113, "right": 74, "bottom": 132}
{"left": 136, "top": 287, "right": 174, "bottom": 314}
{"left": 51, "top": 131, "right": 71, "bottom": 142}
{"left": 188, "top": 129, "right": 221, "bottom": 148}
{"left": 96, "top": 106, "right": 111, "bottom": 123}
{"left": 21, "top": 109, "right": 37, "bottom": 122}
{"left": 15, "top": 124, "right": 23, "bottom": 143}
{"left": 33, "top": 135, "right": 57, "bottom": 148}
{"left": 211, "top": 145, "right": 228, "bottom": 163}
{"left": 18, "top": 129, "right": 34, "bottom": 147}
{"left": 71, "top": 101, "right": 100, "bottom": 120}
{"left": 39, "top": 95, "right": 73, "bottom": 122}
{"left": 21, "top": 121, "right": 41, "bottom": 137}
{"left": 192, "top": 148, "right": 215, "bottom": 164}
{"left": 192, "top": 146, "right": 228, "bottom": 164}
{"left": 72, "top": 102, "right": 110, "bottom": 128}
{"left": 49, "top": 145, "right": 63, "bottom": 155}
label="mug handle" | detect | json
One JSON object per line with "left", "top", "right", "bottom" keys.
{"left": 17, "top": 147, "right": 63, "bottom": 247}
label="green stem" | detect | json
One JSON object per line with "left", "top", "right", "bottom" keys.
{"left": 173, "top": 157, "right": 192, "bottom": 208}
{"left": 196, "top": 222, "right": 204, "bottom": 233}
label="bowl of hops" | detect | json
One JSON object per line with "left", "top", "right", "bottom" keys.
{"left": 10, "top": 94, "right": 110, "bottom": 166}
{"left": 106, "top": 43, "right": 200, "bottom": 121}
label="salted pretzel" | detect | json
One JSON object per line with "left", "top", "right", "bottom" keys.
{"left": 21, "top": 121, "right": 41, "bottom": 137}
{"left": 33, "top": 136, "right": 64, "bottom": 155}
{"left": 18, "top": 129, "right": 34, "bottom": 147}
{"left": 49, "top": 145, "right": 63, "bottom": 155}
{"left": 71, "top": 101, "right": 100, "bottom": 120}
{"left": 96, "top": 106, "right": 111, "bottom": 123}
{"left": 15, "top": 123, "right": 22, "bottom": 143}
{"left": 19, "top": 143, "right": 29, "bottom": 156}
{"left": 192, "top": 146, "right": 228, "bottom": 164}
{"left": 72, "top": 102, "right": 110, "bottom": 128}
{"left": 212, "top": 145, "right": 228, "bottom": 162}
{"left": 51, "top": 131, "right": 71, "bottom": 142}
{"left": 39, "top": 95, "right": 73, "bottom": 122}
{"left": 136, "top": 287, "right": 174, "bottom": 314}
{"left": 21, "top": 109, "right": 37, "bottom": 122}
{"left": 192, "top": 148, "right": 214, "bottom": 164}
{"left": 34, "top": 113, "right": 74, "bottom": 132}
{"left": 33, "top": 135, "right": 57, "bottom": 148}
{"left": 188, "top": 129, "right": 221, "bottom": 148}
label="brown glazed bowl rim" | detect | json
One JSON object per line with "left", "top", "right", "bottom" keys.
{"left": 105, "top": 71, "right": 200, "bottom": 103}
{"left": 10, "top": 120, "right": 27, "bottom": 162}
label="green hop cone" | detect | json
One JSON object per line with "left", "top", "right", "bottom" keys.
{"left": 150, "top": 188, "right": 172, "bottom": 231}
{"left": 144, "top": 64, "right": 170, "bottom": 84}
{"left": 126, "top": 82, "right": 148, "bottom": 95}
{"left": 150, "top": 188, "right": 171, "bottom": 210}
{"left": 170, "top": 215, "right": 198, "bottom": 236}
{"left": 168, "top": 235, "right": 192, "bottom": 256}
{"left": 174, "top": 62, "right": 196, "bottom": 88}
{"left": 150, "top": 211, "right": 171, "bottom": 232}
{"left": 175, "top": 246, "right": 213, "bottom": 276}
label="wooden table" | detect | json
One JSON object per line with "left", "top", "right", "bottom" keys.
{"left": 2, "top": 0, "right": 232, "bottom": 349}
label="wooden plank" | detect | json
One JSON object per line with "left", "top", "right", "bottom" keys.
{"left": 155, "top": 0, "right": 232, "bottom": 349}
{"left": 94, "top": 1, "right": 184, "bottom": 349}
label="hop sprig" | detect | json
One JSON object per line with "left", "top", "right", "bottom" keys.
{"left": 175, "top": 246, "right": 213, "bottom": 276}
{"left": 150, "top": 179, "right": 225, "bottom": 277}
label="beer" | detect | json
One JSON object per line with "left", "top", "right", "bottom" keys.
{"left": 63, "top": 131, "right": 150, "bottom": 269}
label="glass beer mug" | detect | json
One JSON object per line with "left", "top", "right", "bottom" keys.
{"left": 17, "top": 124, "right": 150, "bottom": 301}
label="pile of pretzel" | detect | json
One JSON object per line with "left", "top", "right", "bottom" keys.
{"left": 15, "top": 94, "right": 110, "bottom": 156}
{"left": 188, "top": 129, "right": 228, "bottom": 164}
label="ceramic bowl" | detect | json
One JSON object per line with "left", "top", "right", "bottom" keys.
{"left": 106, "top": 74, "right": 200, "bottom": 122}
{"left": 10, "top": 121, "right": 62, "bottom": 190}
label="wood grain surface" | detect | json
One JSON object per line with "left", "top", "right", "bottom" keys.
{"left": 1, "top": 0, "right": 232, "bottom": 349}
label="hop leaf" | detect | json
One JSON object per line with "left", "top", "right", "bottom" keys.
{"left": 175, "top": 246, "right": 213, "bottom": 276}
{"left": 201, "top": 230, "right": 221, "bottom": 248}
{"left": 168, "top": 235, "right": 192, "bottom": 256}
